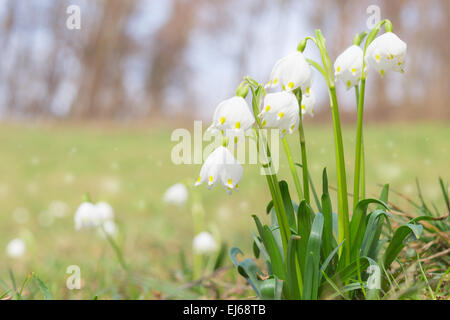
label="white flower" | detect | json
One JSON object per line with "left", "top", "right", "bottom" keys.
{"left": 334, "top": 45, "right": 363, "bottom": 89}
{"left": 258, "top": 91, "right": 299, "bottom": 137}
{"left": 99, "top": 220, "right": 118, "bottom": 238}
{"left": 6, "top": 238, "right": 26, "bottom": 258}
{"left": 192, "top": 232, "right": 217, "bottom": 254}
{"left": 74, "top": 202, "right": 99, "bottom": 230}
{"left": 300, "top": 90, "right": 316, "bottom": 117}
{"left": 365, "top": 32, "right": 407, "bottom": 76}
{"left": 195, "top": 146, "right": 243, "bottom": 194}
{"left": 268, "top": 51, "right": 313, "bottom": 92}
{"left": 208, "top": 96, "right": 255, "bottom": 140}
{"left": 74, "top": 201, "right": 115, "bottom": 231}
{"left": 163, "top": 183, "right": 188, "bottom": 206}
{"left": 95, "top": 201, "right": 114, "bottom": 221}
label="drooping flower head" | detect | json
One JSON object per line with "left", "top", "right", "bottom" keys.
{"left": 74, "top": 202, "right": 99, "bottom": 230}
{"left": 163, "top": 183, "right": 188, "bottom": 206}
{"left": 258, "top": 91, "right": 300, "bottom": 137}
{"left": 96, "top": 201, "right": 114, "bottom": 221}
{"left": 192, "top": 231, "right": 218, "bottom": 254}
{"left": 74, "top": 201, "right": 116, "bottom": 231}
{"left": 268, "top": 51, "right": 313, "bottom": 92}
{"left": 208, "top": 96, "right": 255, "bottom": 140}
{"left": 365, "top": 32, "right": 407, "bottom": 76}
{"left": 334, "top": 45, "right": 363, "bottom": 89}
{"left": 195, "top": 146, "right": 242, "bottom": 194}
{"left": 300, "top": 89, "right": 316, "bottom": 117}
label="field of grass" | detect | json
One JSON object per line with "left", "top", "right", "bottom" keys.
{"left": 0, "top": 121, "right": 448, "bottom": 299}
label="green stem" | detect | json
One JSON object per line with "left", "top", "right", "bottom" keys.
{"left": 353, "top": 79, "right": 366, "bottom": 209}
{"left": 265, "top": 142, "right": 291, "bottom": 255}
{"left": 298, "top": 113, "right": 310, "bottom": 205}
{"left": 360, "top": 142, "right": 366, "bottom": 199}
{"left": 354, "top": 85, "right": 366, "bottom": 200}
{"left": 282, "top": 137, "right": 304, "bottom": 202}
{"left": 328, "top": 86, "right": 350, "bottom": 265}
{"left": 252, "top": 116, "right": 290, "bottom": 255}
{"left": 103, "top": 228, "right": 129, "bottom": 273}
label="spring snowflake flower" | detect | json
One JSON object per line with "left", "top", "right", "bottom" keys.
{"left": 98, "top": 220, "right": 118, "bottom": 238}
{"left": 365, "top": 32, "right": 407, "bottom": 76}
{"left": 163, "top": 183, "right": 188, "bottom": 206}
{"left": 6, "top": 238, "right": 26, "bottom": 258}
{"left": 334, "top": 45, "right": 363, "bottom": 89}
{"left": 192, "top": 231, "right": 218, "bottom": 254}
{"left": 267, "top": 51, "right": 313, "bottom": 92}
{"left": 95, "top": 201, "right": 114, "bottom": 221}
{"left": 74, "top": 202, "right": 99, "bottom": 230}
{"left": 207, "top": 96, "right": 255, "bottom": 141}
{"left": 195, "top": 146, "right": 243, "bottom": 194}
{"left": 74, "top": 201, "right": 115, "bottom": 231}
{"left": 301, "top": 90, "right": 316, "bottom": 117}
{"left": 259, "top": 91, "right": 300, "bottom": 137}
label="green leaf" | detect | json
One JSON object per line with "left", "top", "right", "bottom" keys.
{"left": 260, "top": 278, "right": 277, "bottom": 300}
{"left": 321, "top": 192, "right": 335, "bottom": 263}
{"left": 319, "top": 240, "right": 344, "bottom": 283}
{"left": 0, "top": 290, "right": 10, "bottom": 300}
{"left": 266, "top": 200, "right": 274, "bottom": 215}
{"left": 252, "top": 215, "right": 286, "bottom": 280}
{"left": 296, "top": 201, "right": 313, "bottom": 276}
{"left": 229, "top": 247, "right": 262, "bottom": 297}
{"left": 383, "top": 218, "right": 430, "bottom": 269}
{"left": 33, "top": 274, "right": 52, "bottom": 300}
{"left": 252, "top": 232, "right": 272, "bottom": 274}
{"left": 286, "top": 235, "right": 302, "bottom": 300}
{"left": 349, "top": 199, "right": 388, "bottom": 262}
{"left": 303, "top": 212, "right": 324, "bottom": 300}
{"left": 263, "top": 225, "right": 287, "bottom": 280}
{"left": 213, "top": 242, "right": 227, "bottom": 271}
{"left": 320, "top": 257, "right": 370, "bottom": 294}
{"left": 439, "top": 177, "right": 449, "bottom": 212}
{"left": 279, "top": 181, "right": 297, "bottom": 230}
{"left": 361, "top": 210, "right": 390, "bottom": 259}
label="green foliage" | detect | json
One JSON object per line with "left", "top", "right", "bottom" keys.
{"left": 230, "top": 169, "right": 435, "bottom": 300}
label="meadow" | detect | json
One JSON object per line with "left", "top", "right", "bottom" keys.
{"left": 0, "top": 121, "right": 448, "bottom": 299}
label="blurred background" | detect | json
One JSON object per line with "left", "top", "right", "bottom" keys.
{"left": 0, "top": 0, "right": 448, "bottom": 298}
{"left": 0, "top": 0, "right": 449, "bottom": 120}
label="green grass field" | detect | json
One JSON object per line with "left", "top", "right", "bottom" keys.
{"left": 0, "top": 122, "right": 448, "bottom": 299}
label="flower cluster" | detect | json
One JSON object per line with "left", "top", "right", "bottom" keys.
{"left": 334, "top": 31, "right": 407, "bottom": 88}
{"left": 74, "top": 201, "right": 117, "bottom": 236}
{"left": 196, "top": 50, "right": 315, "bottom": 193}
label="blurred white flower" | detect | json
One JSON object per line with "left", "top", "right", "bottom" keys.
{"left": 95, "top": 201, "right": 114, "bottom": 221}
{"left": 259, "top": 91, "right": 299, "bottom": 137}
{"left": 268, "top": 51, "right": 312, "bottom": 92}
{"left": 366, "top": 32, "right": 407, "bottom": 76}
{"left": 6, "top": 238, "right": 26, "bottom": 258}
{"left": 75, "top": 201, "right": 116, "bottom": 232}
{"left": 74, "top": 202, "right": 99, "bottom": 230}
{"left": 48, "top": 200, "right": 69, "bottom": 218}
{"left": 301, "top": 90, "right": 316, "bottom": 117}
{"left": 12, "top": 207, "right": 30, "bottom": 224}
{"left": 163, "top": 183, "right": 188, "bottom": 206}
{"left": 99, "top": 220, "right": 118, "bottom": 238}
{"left": 207, "top": 97, "right": 255, "bottom": 141}
{"left": 192, "top": 232, "right": 218, "bottom": 254}
{"left": 334, "top": 45, "right": 363, "bottom": 89}
{"left": 195, "top": 146, "right": 243, "bottom": 194}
